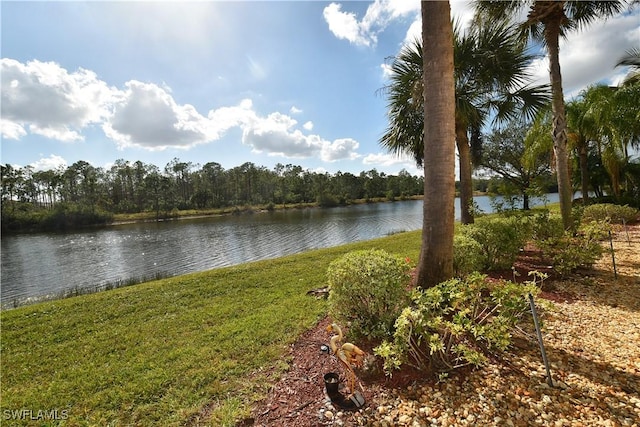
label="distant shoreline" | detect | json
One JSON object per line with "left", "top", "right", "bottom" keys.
{"left": 110, "top": 193, "right": 495, "bottom": 226}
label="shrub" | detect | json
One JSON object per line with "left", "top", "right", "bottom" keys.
{"left": 316, "top": 192, "right": 339, "bottom": 207}
{"left": 529, "top": 210, "right": 564, "bottom": 241}
{"left": 453, "top": 234, "right": 485, "bottom": 277}
{"left": 385, "top": 190, "right": 396, "bottom": 202}
{"left": 582, "top": 203, "right": 639, "bottom": 224}
{"left": 326, "top": 249, "right": 411, "bottom": 340}
{"left": 537, "top": 221, "right": 609, "bottom": 277}
{"left": 461, "top": 215, "right": 531, "bottom": 270}
{"left": 374, "top": 273, "right": 539, "bottom": 375}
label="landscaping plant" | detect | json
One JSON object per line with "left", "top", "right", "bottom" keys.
{"left": 374, "top": 273, "right": 539, "bottom": 375}
{"left": 452, "top": 234, "right": 485, "bottom": 277}
{"left": 581, "top": 203, "right": 639, "bottom": 224}
{"left": 326, "top": 249, "right": 412, "bottom": 340}
{"left": 460, "top": 215, "right": 531, "bottom": 270}
{"left": 537, "top": 220, "right": 609, "bottom": 277}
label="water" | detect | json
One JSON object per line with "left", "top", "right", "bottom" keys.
{"left": 1, "top": 194, "right": 559, "bottom": 307}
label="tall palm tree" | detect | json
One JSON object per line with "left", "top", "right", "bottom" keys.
{"left": 380, "top": 20, "right": 548, "bottom": 224}
{"left": 417, "top": 1, "right": 456, "bottom": 287}
{"left": 475, "top": 0, "right": 628, "bottom": 229}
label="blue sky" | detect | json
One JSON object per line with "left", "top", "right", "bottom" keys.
{"left": 1, "top": 1, "right": 638, "bottom": 177}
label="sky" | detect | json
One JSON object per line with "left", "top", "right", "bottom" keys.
{"left": 1, "top": 1, "right": 638, "bottom": 178}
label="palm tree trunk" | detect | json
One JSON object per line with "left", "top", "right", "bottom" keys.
{"left": 579, "top": 143, "right": 589, "bottom": 204}
{"left": 456, "top": 124, "right": 474, "bottom": 224}
{"left": 416, "top": 1, "right": 456, "bottom": 288}
{"left": 545, "top": 22, "right": 573, "bottom": 230}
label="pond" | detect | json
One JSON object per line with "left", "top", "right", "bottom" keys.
{"left": 1, "top": 194, "right": 559, "bottom": 307}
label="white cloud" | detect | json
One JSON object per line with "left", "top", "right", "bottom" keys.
{"left": 535, "top": 12, "right": 640, "bottom": 97}
{"left": 290, "top": 106, "right": 303, "bottom": 115}
{"left": 321, "top": 138, "right": 360, "bottom": 162}
{"left": 380, "top": 62, "right": 394, "bottom": 80}
{"left": 242, "top": 112, "right": 309, "bottom": 156}
{"left": 376, "top": 1, "right": 475, "bottom": 81}
{"left": 2, "top": 58, "right": 361, "bottom": 162}
{"left": 323, "top": 0, "right": 420, "bottom": 47}
{"left": 363, "top": 152, "right": 422, "bottom": 175}
{"left": 376, "top": 3, "right": 639, "bottom": 99}
{"left": 103, "top": 81, "right": 213, "bottom": 150}
{"left": 1, "top": 119, "right": 27, "bottom": 140}
{"left": 323, "top": 3, "right": 371, "bottom": 46}
{"left": 207, "top": 99, "right": 255, "bottom": 135}
{"left": 241, "top": 113, "right": 360, "bottom": 162}
{"left": 29, "top": 125, "right": 83, "bottom": 142}
{"left": 0, "top": 58, "right": 115, "bottom": 142}
{"left": 402, "top": 18, "right": 422, "bottom": 46}
{"left": 29, "top": 154, "right": 67, "bottom": 171}
{"left": 364, "top": 152, "right": 412, "bottom": 167}
{"left": 399, "top": 1, "right": 476, "bottom": 47}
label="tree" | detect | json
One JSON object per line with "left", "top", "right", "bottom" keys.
{"left": 480, "top": 118, "right": 551, "bottom": 210}
{"left": 563, "top": 97, "right": 596, "bottom": 204}
{"left": 416, "top": 1, "right": 456, "bottom": 287}
{"left": 617, "top": 47, "right": 640, "bottom": 85}
{"left": 582, "top": 83, "right": 640, "bottom": 199}
{"left": 475, "top": 0, "right": 628, "bottom": 229}
{"left": 380, "top": 20, "right": 548, "bottom": 224}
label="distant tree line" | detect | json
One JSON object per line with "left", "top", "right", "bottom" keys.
{"left": 1, "top": 159, "right": 425, "bottom": 233}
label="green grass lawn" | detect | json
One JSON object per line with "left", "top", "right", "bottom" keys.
{"left": 1, "top": 230, "right": 422, "bottom": 426}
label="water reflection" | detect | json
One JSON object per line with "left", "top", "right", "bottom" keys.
{"left": 1, "top": 195, "right": 559, "bottom": 306}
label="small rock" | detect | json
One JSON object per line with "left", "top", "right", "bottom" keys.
{"left": 398, "top": 414, "right": 412, "bottom": 425}
{"left": 324, "top": 410, "right": 334, "bottom": 420}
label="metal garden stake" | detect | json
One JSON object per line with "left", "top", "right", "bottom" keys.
{"left": 528, "top": 293, "right": 554, "bottom": 387}
{"left": 608, "top": 230, "right": 618, "bottom": 279}
{"left": 622, "top": 218, "right": 631, "bottom": 247}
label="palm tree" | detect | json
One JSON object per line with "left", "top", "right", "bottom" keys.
{"left": 380, "top": 20, "right": 548, "bottom": 224}
{"left": 527, "top": 82, "right": 640, "bottom": 203}
{"left": 417, "top": 1, "right": 456, "bottom": 287}
{"left": 585, "top": 83, "right": 640, "bottom": 198}
{"left": 475, "top": 0, "right": 628, "bottom": 229}
{"left": 617, "top": 47, "right": 640, "bottom": 85}
{"left": 565, "top": 96, "right": 598, "bottom": 204}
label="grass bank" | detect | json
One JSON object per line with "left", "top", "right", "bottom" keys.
{"left": 111, "top": 196, "right": 423, "bottom": 225}
{"left": 0, "top": 230, "right": 422, "bottom": 426}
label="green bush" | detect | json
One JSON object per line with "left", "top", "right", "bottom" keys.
{"left": 537, "top": 221, "right": 608, "bottom": 277}
{"left": 582, "top": 203, "right": 639, "bottom": 224}
{"left": 316, "top": 192, "right": 340, "bottom": 207}
{"left": 326, "top": 249, "right": 411, "bottom": 340}
{"left": 529, "top": 210, "right": 564, "bottom": 241}
{"left": 374, "top": 273, "right": 539, "bottom": 375}
{"left": 453, "top": 234, "right": 485, "bottom": 277}
{"left": 461, "top": 215, "right": 531, "bottom": 270}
